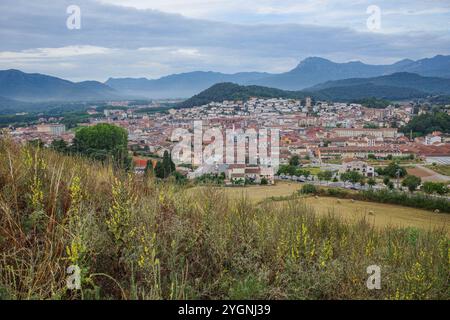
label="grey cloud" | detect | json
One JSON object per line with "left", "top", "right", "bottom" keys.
{"left": 0, "top": 0, "right": 449, "bottom": 80}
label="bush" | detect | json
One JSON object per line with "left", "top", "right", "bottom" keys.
{"left": 402, "top": 175, "right": 421, "bottom": 192}
{"left": 300, "top": 184, "right": 317, "bottom": 194}
{"left": 422, "top": 182, "right": 448, "bottom": 195}
{"left": 323, "top": 188, "right": 350, "bottom": 198}
{"left": 340, "top": 171, "right": 363, "bottom": 183}
{"left": 377, "top": 161, "right": 407, "bottom": 178}
{"left": 358, "top": 190, "right": 450, "bottom": 213}
{"left": 313, "top": 185, "right": 450, "bottom": 213}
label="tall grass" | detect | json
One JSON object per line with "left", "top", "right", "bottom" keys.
{"left": 0, "top": 138, "right": 448, "bottom": 300}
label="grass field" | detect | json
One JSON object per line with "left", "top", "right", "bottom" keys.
{"left": 1, "top": 140, "right": 449, "bottom": 300}
{"left": 427, "top": 165, "right": 450, "bottom": 176}
{"left": 208, "top": 182, "right": 450, "bottom": 234}
{"left": 304, "top": 167, "right": 323, "bottom": 175}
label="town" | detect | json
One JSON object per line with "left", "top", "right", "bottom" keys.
{"left": 4, "top": 96, "right": 450, "bottom": 191}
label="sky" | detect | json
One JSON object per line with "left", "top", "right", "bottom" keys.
{"left": 0, "top": 0, "right": 449, "bottom": 82}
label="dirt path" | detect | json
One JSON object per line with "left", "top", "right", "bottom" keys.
{"left": 407, "top": 165, "right": 450, "bottom": 182}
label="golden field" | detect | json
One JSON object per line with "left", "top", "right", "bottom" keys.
{"left": 202, "top": 182, "right": 450, "bottom": 235}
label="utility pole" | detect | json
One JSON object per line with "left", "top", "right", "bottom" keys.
{"left": 396, "top": 169, "right": 401, "bottom": 189}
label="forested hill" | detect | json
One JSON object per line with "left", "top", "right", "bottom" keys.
{"left": 178, "top": 83, "right": 311, "bottom": 108}
{"left": 178, "top": 80, "right": 429, "bottom": 108}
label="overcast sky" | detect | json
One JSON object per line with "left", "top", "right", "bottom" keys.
{"left": 1, "top": 0, "right": 449, "bottom": 81}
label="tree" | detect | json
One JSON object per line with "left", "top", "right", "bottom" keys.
{"left": 72, "top": 123, "right": 130, "bottom": 169}
{"left": 364, "top": 123, "right": 379, "bottom": 129}
{"left": 340, "top": 171, "right": 363, "bottom": 184}
{"left": 402, "top": 175, "right": 422, "bottom": 193}
{"left": 368, "top": 178, "right": 376, "bottom": 188}
{"left": 260, "top": 177, "right": 268, "bottom": 185}
{"left": 162, "top": 151, "right": 176, "bottom": 177}
{"left": 277, "top": 165, "right": 297, "bottom": 176}
{"left": 383, "top": 177, "right": 391, "bottom": 186}
{"left": 289, "top": 155, "right": 300, "bottom": 167}
{"left": 401, "top": 112, "right": 450, "bottom": 137}
{"left": 318, "top": 171, "right": 333, "bottom": 182}
{"left": 29, "top": 139, "right": 44, "bottom": 148}
{"left": 379, "top": 161, "right": 407, "bottom": 178}
{"left": 154, "top": 162, "right": 165, "bottom": 179}
{"left": 154, "top": 151, "right": 176, "bottom": 179}
{"left": 51, "top": 139, "right": 68, "bottom": 154}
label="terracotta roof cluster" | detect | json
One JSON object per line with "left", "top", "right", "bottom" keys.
{"left": 400, "top": 144, "right": 450, "bottom": 157}
{"left": 319, "top": 146, "right": 401, "bottom": 152}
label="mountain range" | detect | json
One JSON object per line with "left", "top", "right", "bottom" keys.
{"left": 0, "top": 69, "right": 119, "bottom": 103}
{"left": 105, "top": 71, "right": 271, "bottom": 100}
{"left": 1, "top": 55, "right": 450, "bottom": 109}
{"left": 106, "top": 55, "right": 450, "bottom": 98}
{"left": 180, "top": 72, "right": 450, "bottom": 108}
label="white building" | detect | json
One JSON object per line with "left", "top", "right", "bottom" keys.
{"left": 37, "top": 124, "right": 66, "bottom": 136}
{"left": 425, "top": 135, "right": 442, "bottom": 145}
{"left": 340, "top": 160, "right": 375, "bottom": 177}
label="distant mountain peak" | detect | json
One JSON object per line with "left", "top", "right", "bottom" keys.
{"left": 0, "top": 69, "right": 120, "bottom": 102}
{"left": 296, "top": 57, "right": 332, "bottom": 67}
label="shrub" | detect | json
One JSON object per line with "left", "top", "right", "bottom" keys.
{"left": 402, "top": 175, "right": 421, "bottom": 192}
{"left": 300, "top": 184, "right": 317, "bottom": 194}
{"left": 378, "top": 161, "right": 407, "bottom": 178}
{"left": 340, "top": 171, "right": 363, "bottom": 183}
{"left": 422, "top": 182, "right": 449, "bottom": 195}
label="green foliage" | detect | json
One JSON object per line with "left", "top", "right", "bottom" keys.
{"left": 289, "top": 155, "right": 300, "bottom": 167}
{"left": 196, "top": 173, "right": 226, "bottom": 185}
{"left": 422, "top": 182, "right": 449, "bottom": 195}
{"left": 50, "top": 139, "right": 69, "bottom": 154}
{"left": 340, "top": 171, "right": 364, "bottom": 183}
{"left": 154, "top": 162, "right": 165, "bottom": 179}
{"left": 353, "top": 97, "right": 391, "bottom": 109}
{"left": 367, "top": 178, "right": 376, "bottom": 188}
{"left": 300, "top": 184, "right": 317, "bottom": 194}
{"left": 314, "top": 187, "right": 450, "bottom": 213}
{"left": 401, "top": 112, "right": 450, "bottom": 137}
{"left": 402, "top": 175, "right": 422, "bottom": 192}
{"left": 171, "top": 171, "right": 187, "bottom": 184}
{"left": 377, "top": 161, "right": 407, "bottom": 178}
{"left": 363, "top": 122, "right": 379, "bottom": 129}
{"left": 179, "top": 83, "right": 308, "bottom": 108}
{"left": 28, "top": 139, "right": 44, "bottom": 148}
{"left": 72, "top": 123, "right": 130, "bottom": 169}
{"left": 277, "top": 165, "right": 311, "bottom": 178}
{"left": 317, "top": 170, "right": 333, "bottom": 181}
{"left": 154, "top": 151, "right": 176, "bottom": 179}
